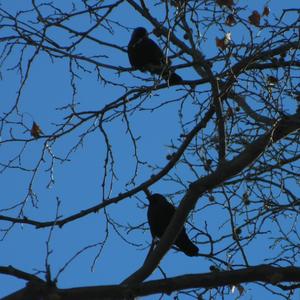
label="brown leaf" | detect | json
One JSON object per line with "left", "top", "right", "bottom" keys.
{"left": 170, "top": 0, "right": 186, "bottom": 7}
{"left": 226, "top": 107, "right": 234, "bottom": 118}
{"left": 216, "top": 37, "right": 226, "bottom": 50}
{"left": 31, "top": 122, "right": 42, "bottom": 139}
{"left": 216, "top": 0, "right": 234, "bottom": 9}
{"left": 249, "top": 10, "right": 261, "bottom": 27}
{"left": 226, "top": 14, "right": 236, "bottom": 26}
{"left": 267, "top": 75, "right": 278, "bottom": 86}
{"left": 262, "top": 6, "right": 270, "bottom": 16}
{"left": 216, "top": 33, "right": 231, "bottom": 50}
{"left": 237, "top": 284, "right": 245, "bottom": 296}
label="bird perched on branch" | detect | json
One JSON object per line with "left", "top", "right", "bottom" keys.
{"left": 145, "top": 191, "right": 198, "bottom": 257}
{"left": 128, "top": 27, "right": 183, "bottom": 85}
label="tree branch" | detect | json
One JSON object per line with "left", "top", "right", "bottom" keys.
{"left": 0, "top": 265, "right": 44, "bottom": 284}
{"left": 123, "top": 113, "right": 300, "bottom": 284}
{"left": 0, "top": 106, "right": 214, "bottom": 229}
{"left": 3, "top": 265, "right": 300, "bottom": 299}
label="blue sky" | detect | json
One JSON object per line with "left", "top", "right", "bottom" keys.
{"left": 0, "top": 1, "right": 299, "bottom": 299}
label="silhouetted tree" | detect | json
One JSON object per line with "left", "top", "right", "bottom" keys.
{"left": 0, "top": 1, "right": 300, "bottom": 299}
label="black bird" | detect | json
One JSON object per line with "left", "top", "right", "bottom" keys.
{"left": 147, "top": 193, "right": 198, "bottom": 256}
{"left": 128, "top": 27, "right": 183, "bottom": 85}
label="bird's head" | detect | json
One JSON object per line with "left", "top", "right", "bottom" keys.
{"left": 148, "top": 193, "right": 165, "bottom": 204}
{"left": 131, "top": 27, "right": 148, "bottom": 41}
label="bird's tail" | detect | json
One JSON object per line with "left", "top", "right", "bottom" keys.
{"left": 175, "top": 231, "right": 199, "bottom": 256}
{"left": 163, "top": 70, "right": 183, "bottom": 85}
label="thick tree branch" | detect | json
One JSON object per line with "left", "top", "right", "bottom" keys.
{"left": 0, "top": 266, "right": 44, "bottom": 284}
{"left": 123, "top": 113, "right": 300, "bottom": 284}
{"left": 3, "top": 265, "right": 300, "bottom": 300}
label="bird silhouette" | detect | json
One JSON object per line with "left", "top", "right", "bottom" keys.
{"left": 146, "top": 192, "right": 198, "bottom": 256}
{"left": 128, "top": 27, "right": 182, "bottom": 85}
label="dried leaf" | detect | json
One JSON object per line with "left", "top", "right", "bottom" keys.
{"left": 226, "top": 107, "right": 234, "bottom": 118}
{"left": 216, "top": 32, "right": 231, "bottom": 50}
{"left": 249, "top": 10, "right": 261, "bottom": 27}
{"left": 237, "top": 284, "right": 245, "bottom": 295}
{"left": 267, "top": 75, "right": 278, "bottom": 86}
{"left": 170, "top": 0, "right": 186, "bottom": 8}
{"left": 31, "top": 122, "right": 42, "bottom": 138}
{"left": 216, "top": 0, "right": 234, "bottom": 9}
{"left": 262, "top": 6, "right": 270, "bottom": 16}
{"left": 226, "top": 14, "right": 236, "bottom": 26}
{"left": 216, "top": 37, "right": 226, "bottom": 50}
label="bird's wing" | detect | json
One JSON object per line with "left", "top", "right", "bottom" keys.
{"left": 147, "top": 198, "right": 175, "bottom": 238}
{"left": 142, "top": 38, "right": 169, "bottom": 74}
{"left": 144, "top": 38, "right": 165, "bottom": 64}
{"left": 175, "top": 228, "right": 199, "bottom": 256}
